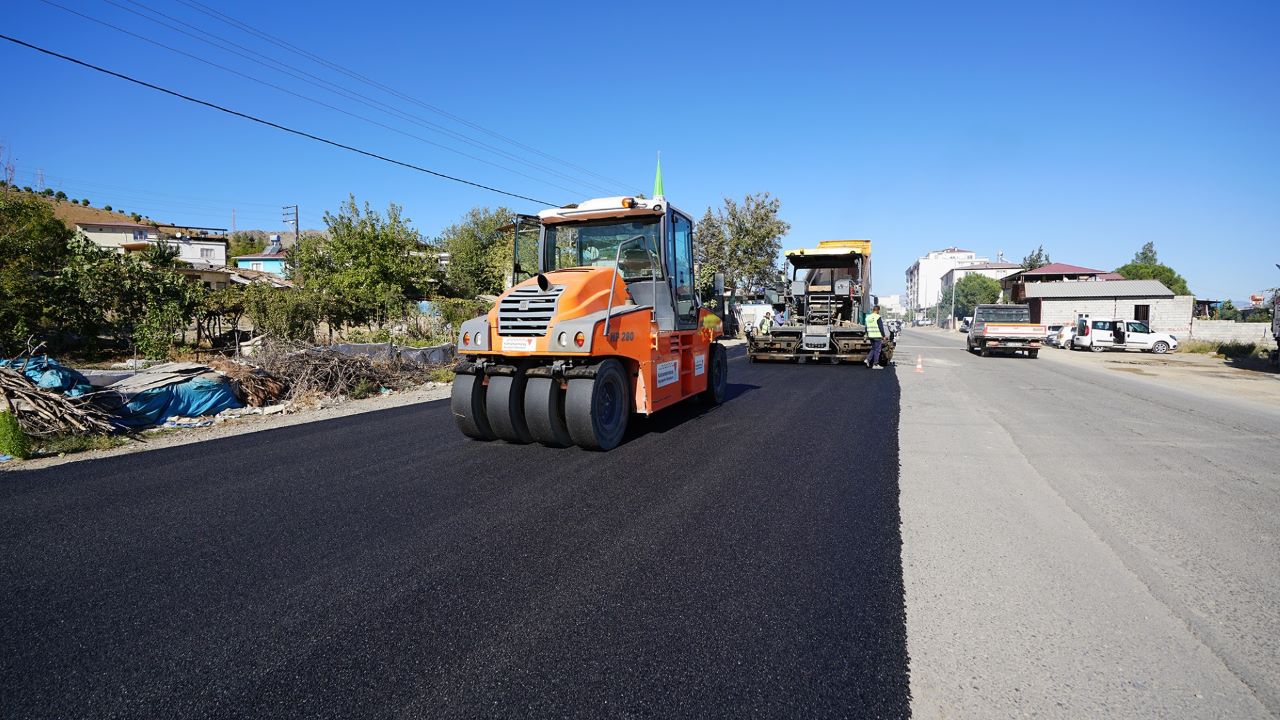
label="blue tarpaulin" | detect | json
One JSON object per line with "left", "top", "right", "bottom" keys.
{"left": 113, "top": 377, "right": 241, "bottom": 428}
{"left": 0, "top": 356, "right": 93, "bottom": 396}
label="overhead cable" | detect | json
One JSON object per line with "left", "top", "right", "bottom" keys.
{"left": 0, "top": 34, "right": 558, "bottom": 205}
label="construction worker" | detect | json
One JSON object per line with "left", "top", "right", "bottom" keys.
{"left": 864, "top": 305, "right": 886, "bottom": 369}
{"left": 759, "top": 310, "right": 775, "bottom": 335}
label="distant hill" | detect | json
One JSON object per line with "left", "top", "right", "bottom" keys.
{"left": 22, "top": 191, "right": 157, "bottom": 229}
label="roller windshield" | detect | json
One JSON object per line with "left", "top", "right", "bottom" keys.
{"left": 545, "top": 217, "right": 663, "bottom": 280}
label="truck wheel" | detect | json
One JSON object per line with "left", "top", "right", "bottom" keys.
{"left": 700, "top": 344, "right": 728, "bottom": 405}
{"left": 485, "top": 373, "right": 532, "bottom": 443}
{"left": 524, "top": 377, "right": 572, "bottom": 447}
{"left": 1028, "top": 350, "right": 1039, "bottom": 359}
{"left": 1090, "top": 345, "right": 1104, "bottom": 353}
{"left": 980, "top": 348, "right": 990, "bottom": 357}
{"left": 451, "top": 373, "right": 495, "bottom": 441}
{"left": 1152, "top": 341, "right": 1169, "bottom": 354}
{"left": 566, "top": 359, "right": 629, "bottom": 451}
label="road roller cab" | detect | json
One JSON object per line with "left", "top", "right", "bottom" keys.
{"left": 451, "top": 195, "right": 727, "bottom": 450}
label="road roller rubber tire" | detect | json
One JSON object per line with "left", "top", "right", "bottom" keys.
{"left": 524, "top": 377, "right": 573, "bottom": 448}
{"left": 451, "top": 373, "right": 495, "bottom": 441}
{"left": 485, "top": 374, "right": 532, "bottom": 443}
{"left": 565, "top": 359, "right": 629, "bottom": 451}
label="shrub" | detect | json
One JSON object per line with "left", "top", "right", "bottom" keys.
{"left": 0, "top": 410, "right": 31, "bottom": 459}
{"left": 1217, "top": 342, "right": 1259, "bottom": 358}
{"left": 435, "top": 297, "right": 488, "bottom": 333}
{"left": 103, "top": 205, "right": 112, "bottom": 212}
{"left": 349, "top": 377, "right": 378, "bottom": 399}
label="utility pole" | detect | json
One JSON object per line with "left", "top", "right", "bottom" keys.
{"left": 950, "top": 284, "right": 956, "bottom": 331}
{"left": 282, "top": 204, "right": 299, "bottom": 246}
{"left": 231, "top": 208, "right": 236, "bottom": 234}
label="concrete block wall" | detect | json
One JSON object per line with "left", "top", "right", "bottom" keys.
{"left": 1189, "top": 319, "right": 1278, "bottom": 348}
{"left": 1037, "top": 295, "right": 1193, "bottom": 335}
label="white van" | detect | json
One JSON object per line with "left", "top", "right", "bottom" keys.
{"left": 1072, "top": 317, "right": 1179, "bottom": 354}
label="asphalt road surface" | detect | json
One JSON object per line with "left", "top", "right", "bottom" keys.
{"left": 1, "top": 347, "right": 911, "bottom": 719}
{"left": 897, "top": 329, "right": 1278, "bottom": 719}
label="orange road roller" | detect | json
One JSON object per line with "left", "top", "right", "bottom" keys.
{"left": 451, "top": 195, "right": 727, "bottom": 450}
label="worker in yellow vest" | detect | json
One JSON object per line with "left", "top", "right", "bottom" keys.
{"left": 758, "top": 310, "right": 774, "bottom": 335}
{"left": 864, "top": 305, "right": 886, "bottom": 369}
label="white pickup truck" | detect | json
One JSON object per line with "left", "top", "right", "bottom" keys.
{"left": 965, "top": 304, "right": 1043, "bottom": 358}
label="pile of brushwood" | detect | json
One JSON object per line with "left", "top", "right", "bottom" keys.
{"left": 0, "top": 368, "right": 116, "bottom": 437}
{"left": 242, "top": 341, "right": 442, "bottom": 403}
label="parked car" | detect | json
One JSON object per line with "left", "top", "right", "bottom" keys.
{"left": 1044, "top": 324, "right": 1065, "bottom": 346}
{"left": 1052, "top": 325, "right": 1076, "bottom": 348}
{"left": 1072, "top": 318, "right": 1178, "bottom": 353}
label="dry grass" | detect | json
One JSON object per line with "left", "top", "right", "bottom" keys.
{"left": 1178, "top": 340, "right": 1262, "bottom": 358}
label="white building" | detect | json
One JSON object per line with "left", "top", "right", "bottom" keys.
{"left": 76, "top": 221, "right": 158, "bottom": 250}
{"left": 905, "top": 248, "right": 988, "bottom": 314}
{"left": 76, "top": 222, "right": 227, "bottom": 266}
{"left": 1024, "top": 279, "right": 1193, "bottom": 334}
{"left": 879, "top": 293, "right": 905, "bottom": 317}
{"left": 940, "top": 262, "right": 1023, "bottom": 296}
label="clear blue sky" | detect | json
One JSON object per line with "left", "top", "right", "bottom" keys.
{"left": 3, "top": 0, "right": 1277, "bottom": 302}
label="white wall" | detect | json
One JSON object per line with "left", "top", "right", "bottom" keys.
{"left": 1189, "top": 320, "right": 1278, "bottom": 348}
{"left": 168, "top": 238, "right": 226, "bottom": 266}
{"left": 78, "top": 224, "right": 155, "bottom": 250}
{"left": 1037, "top": 295, "right": 1193, "bottom": 334}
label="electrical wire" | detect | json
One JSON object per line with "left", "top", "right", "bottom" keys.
{"left": 175, "top": 0, "right": 640, "bottom": 194}
{"left": 107, "top": 0, "right": 623, "bottom": 198}
{"left": 36, "top": 1, "right": 590, "bottom": 200}
{"left": 0, "top": 33, "right": 558, "bottom": 205}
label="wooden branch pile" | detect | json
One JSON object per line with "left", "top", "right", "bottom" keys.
{"left": 0, "top": 368, "right": 117, "bottom": 437}
{"left": 250, "top": 345, "right": 393, "bottom": 402}
{"left": 206, "top": 358, "right": 287, "bottom": 407}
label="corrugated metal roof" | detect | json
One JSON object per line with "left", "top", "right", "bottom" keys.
{"left": 1024, "top": 279, "right": 1173, "bottom": 298}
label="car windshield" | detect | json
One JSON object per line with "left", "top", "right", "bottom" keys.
{"left": 975, "top": 306, "right": 1030, "bottom": 323}
{"left": 545, "top": 217, "right": 663, "bottom": 280}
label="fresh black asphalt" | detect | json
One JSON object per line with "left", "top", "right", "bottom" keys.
{"left": 1, "top": 350, "right": 909, "bottom": 719}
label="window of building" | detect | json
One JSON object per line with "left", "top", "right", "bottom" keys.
{"left": 200, "top": 248, "right": 214, "bottom": 259}
{"left": 250, "top": 262, "right": 263, "bottom": 271}
{"left": 1133, "top": 304, "right": 1150, "bottom": 324}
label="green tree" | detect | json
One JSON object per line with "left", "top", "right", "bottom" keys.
{"left": 1245, "top": 306, "right": 1273, "bottom": 323}
{"left": 694, "top": 192, "right": 790, "bottom": 297}
{"left": 940, "top": 274, "right": 1002, "bottom": 319}
{"left": 142, "top": 240, "right": 182, "bottom": 268}
{"left": 1214, "top": 299, "right": 1239, "bottom": 320}
{"left": 0, "top": 193, "right": 75, "bottom": 353}
{"left": 1115, "top": 241, "right": 1190, "bottom": 294}
{"left": 290, "top": 195, "right": 433, "bottom": 332}
{"left": 1022, "top": 244, "right": 1051, "bottom": 270}
{"left": 1132, "top": 241, "right": 1159, "bottom": 265}
{"left": 436, "top": 206, "right": 513, "bottom": 299}
{"left": 227, "top": 230, "right": 268, "bottom": 260}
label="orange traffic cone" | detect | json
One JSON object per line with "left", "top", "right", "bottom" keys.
{"left": 915, "top": 354, "right": 924, "bottom": 373}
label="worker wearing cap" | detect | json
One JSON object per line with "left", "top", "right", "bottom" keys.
{"left": 864, "top": 305, "right": 885, "bottom": 369}
{"left": 759, "top": 310, "right": 774, "bottom": 335}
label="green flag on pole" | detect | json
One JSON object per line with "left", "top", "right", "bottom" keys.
{"left": 653, "top": 152, "right": 664, "bottom": 197}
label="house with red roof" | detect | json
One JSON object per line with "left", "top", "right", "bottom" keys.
{"left": 1000, "top": 262, "right": 1125, "bottom": 302}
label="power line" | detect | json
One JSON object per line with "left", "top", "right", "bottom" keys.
{"left": 175, "top": 0, "right": 640, "bottom": 194}
{"left": 108, "top": 0, "right": 623, "bottom": 198}
{"left": 11, "top": 165, "right": 283, "bottom": 209}
{"left": 38, "top": 1, "right": 589, "bottom": 199}
{"left": 0, "top": 33, "right": 557, "bottom": 206}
